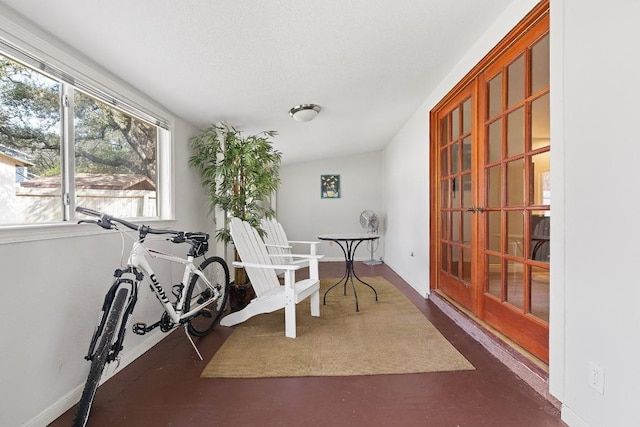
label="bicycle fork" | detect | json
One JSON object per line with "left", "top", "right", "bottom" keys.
{"left": 84, "top": 268, "right": 140, "bottom": 364}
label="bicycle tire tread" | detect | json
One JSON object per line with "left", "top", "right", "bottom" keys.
{"left": 72, "top": 287, "right": 128, "bottom": 427}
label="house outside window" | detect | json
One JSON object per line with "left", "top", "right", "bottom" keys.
{"left": 0, "top": 48, "right": 169, "bottom": 225}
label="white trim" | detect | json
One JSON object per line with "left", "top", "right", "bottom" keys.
{"left": 548, "top": 0, "right": 566, "bottom": 403}
{"left": 560, "top": 404, "right": 591, "bottom": 427}
{"left": 158, "top": 127, "right": 174, "bottom": 220}
{"left": 0, "top": 219, "right": 177, "bottom": 245}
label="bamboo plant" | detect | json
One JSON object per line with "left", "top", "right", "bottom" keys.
{"left": 189, "top": 122, "right": 282, "bottom": 288}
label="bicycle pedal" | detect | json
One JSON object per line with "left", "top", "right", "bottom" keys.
{"left": 132, "top": 322, "right": 148, "bottom": 335}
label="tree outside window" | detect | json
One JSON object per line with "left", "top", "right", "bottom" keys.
{"left": 0, "top": 54, "right": 160, "bottom": 225}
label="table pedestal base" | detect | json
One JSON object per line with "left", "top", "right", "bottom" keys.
{"left": 322, "top": 239, "right": 378, "bottom": 311}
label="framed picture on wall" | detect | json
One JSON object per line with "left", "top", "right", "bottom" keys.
{"left": 321, "top": 174, "right": 340, "bottom": 199}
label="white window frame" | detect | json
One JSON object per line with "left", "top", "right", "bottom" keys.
{"left": 0, "top": 7, "right": 175, "bottom": 243}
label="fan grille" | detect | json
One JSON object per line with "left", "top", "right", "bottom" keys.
{"left": 360, "top": 210, "right": 378, "bottom": 233}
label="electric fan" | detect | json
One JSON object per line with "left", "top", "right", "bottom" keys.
{"left": 359, "top": 210, "right": 382, "bottom": 265}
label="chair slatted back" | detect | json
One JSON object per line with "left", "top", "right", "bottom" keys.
{"left": 260, "top": 217, "right": 293, "bottom": 263}
{"left": 229, "top": 217, "right": 280, "bottom": 297}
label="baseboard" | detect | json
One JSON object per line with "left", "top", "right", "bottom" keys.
{"left": 560, "top": 404, "right": 591, "bottom": 427}
{"left": 429, "top": 292, "right": 561, "bottom": 409}
{"left": 24, "top": 330, "right": 167, "bottom": 427}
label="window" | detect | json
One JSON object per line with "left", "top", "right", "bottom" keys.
{"left": 0, "top": 46, "right": 169, "bottom": 226}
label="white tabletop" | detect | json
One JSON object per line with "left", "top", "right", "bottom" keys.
{"left": 318, "top": 233, "right": 379, "bottom": 241}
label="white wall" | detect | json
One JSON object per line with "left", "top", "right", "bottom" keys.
{"left": 0, "top": 8, "right": 212, "bottom": 426}
{"left": 278, "top": 151, "right": 383, "bottom": 262}
{"left": 382, "top": 105, "right": 431, "bottom": 297}
{"left": 552, "top": 1, "right": 640, "bottom": 426}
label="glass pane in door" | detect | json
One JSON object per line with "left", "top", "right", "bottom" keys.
{"left": 462, "top": 173, "right": 472, "bottom": 207}
{"left": 507, "top": 55, "right": 525, "bottom": 107}
{"left": 440, "top": 149, "right": 449, "bottom": 177}
{"left": 507, "top": 211, "right": 524, "bottom": 257}
{"left": 441, "top": 180, "right": 449, "bottom": 208}
{"left": 452, "top": 211, "right": 460, "bottom": 242}
{"left": 506, "top": 260, "right": 524, "bottom": 309}
{"left": 441, "top": 212, "right": 449, "bottom": 240}
{"left": 530, "top": 212, "right": 550, "bottom": 262}
{"left": 487, "top": 166, "right": 501, "bottom": 207}
{"left": 530, "top": 265, "right": 549, "bottom": 321}
{"left": 462, "top": 98, "right": 472, "bottom": 134}
{"left": 462, "top": 137, "right": 472, "bottom": 170}
{"left": 452, "top": 143, "right": 459, "bottom": 174}
{"left": 487, "top": 255, "right": 502, "bottom": 298}
{"left": 531, "top": 152, "right": 550, "bottom": 205}
{"left": 452, "top": 109, "right": 460, "bottom": 139}
{"left": 507, "top": 159, "right": 525, "bottom": 206}
{"left": 531, "top": 93, "right": 550, "bottom": 149}
{"left": 440, "top": 117, "right": 449, "bottom": 146}
{"left": 451, "top": 246, "right": 460, "bottom": 277}
{"left": 462, "top": 248, "right": 472, "bottom": 283}
{"left": 488, "top": 74, "right": 503, "bottom": 118}
{"left": 507, "top": 107, "right": 525, "bottom": 156}
{"left": 488, "top": 119, "right": 502, "bottom": 163}
{"left": 462, "top": 210, "right": 472, "bottom": 244}
{"left": 487, "top": 211, "right": 501, "bottom": 253}
{"left": 531, "top": 34, "right": 550, "bottom": 94}
{"left": 442, "top": 243, "right": 449, "bottom": 272}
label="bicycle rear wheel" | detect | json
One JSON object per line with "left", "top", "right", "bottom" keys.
{"left": 72, "top": 288, "right": 128, "bottom": 427}
{"left": 185, "top": 256, "right": 230, "bottom": 337}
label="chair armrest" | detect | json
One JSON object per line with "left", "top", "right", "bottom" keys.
{"left": 232, "top": 261, "right": 302, "bottom": 271}
{"left": 264, "top": 243, "right": 293, "bottom": 250}
{"left": 287, "top": 241, "right": 319, "bottom": 255}
{"left": 269, "top": 254, "right": 324, "bottom": 260}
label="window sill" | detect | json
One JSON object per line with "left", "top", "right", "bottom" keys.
{"left": 0, "top": 219, "right": 178, "bottom": 245}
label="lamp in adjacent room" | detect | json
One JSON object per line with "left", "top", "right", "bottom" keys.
{"left": 288, "top": 104, "right": 321, "bottom": 122}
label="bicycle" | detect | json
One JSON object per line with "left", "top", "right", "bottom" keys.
{"left": 72, "top": 206, "right": 230, "bottom": 427}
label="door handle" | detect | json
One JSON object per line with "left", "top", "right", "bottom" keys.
{"left": 466, "top": 206, "right": 485, "bottom": 213}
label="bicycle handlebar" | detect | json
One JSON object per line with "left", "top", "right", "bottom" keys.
{"left": 75, "top": 206, "right": 209, "bottom": 244}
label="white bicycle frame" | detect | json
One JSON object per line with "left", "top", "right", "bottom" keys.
{"left": 128, "top": 239, "right": 221, "bottom": 324}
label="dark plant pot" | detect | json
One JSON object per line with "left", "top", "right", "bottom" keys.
{"left": 229, "top": 282, "right": 256, "bottom": 312}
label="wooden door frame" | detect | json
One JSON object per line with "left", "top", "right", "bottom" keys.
{"left": 429, "top": 0, "right": 549, "bottom": 294}
{"left": 429, "top": 1, "right": 550, "bottom": 362}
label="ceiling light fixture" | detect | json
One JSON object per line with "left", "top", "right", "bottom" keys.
{"left": 289, "top": 104, "right": 321, "bottom": 122}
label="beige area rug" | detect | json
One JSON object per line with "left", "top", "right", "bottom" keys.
{"left": 202, "top": 276, "right": 474, "bottom": 378}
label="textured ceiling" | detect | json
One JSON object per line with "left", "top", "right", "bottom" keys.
{"left": 0, "top": 0, "right": 515, "bottom": 165}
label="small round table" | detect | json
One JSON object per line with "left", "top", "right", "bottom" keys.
{"left": 318, "top": 233, "right": 379, "bottom": 311}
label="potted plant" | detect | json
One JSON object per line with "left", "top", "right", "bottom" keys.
{"left": 189, "top": 122, "right": 282, "bottom": 309}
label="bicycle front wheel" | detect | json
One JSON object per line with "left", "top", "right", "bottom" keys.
{"left": 73, "top": 287, "right": 128, "bottom": 427}
{"left": 185, "top": 256, "right": 230, "bottom": 337}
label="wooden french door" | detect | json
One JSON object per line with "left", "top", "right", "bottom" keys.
{"left": 431, "top": 3, "right": 550, "bottom": 363}
{"left": 436, "top": 84, "right": 477, "bottom": 312}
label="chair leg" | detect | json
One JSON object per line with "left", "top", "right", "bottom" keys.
{"left": 284, "top": 288, "right": 296, "bottom": 338}
{"left": 310, "top": 289, "right": 320, "bottom": 317}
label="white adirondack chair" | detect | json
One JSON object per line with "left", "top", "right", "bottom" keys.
{"left": 220, "top": 217, "right": 323, "bottom": 338}
{"left": 260, "top": 217, "right": 319, "bottom": 269}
